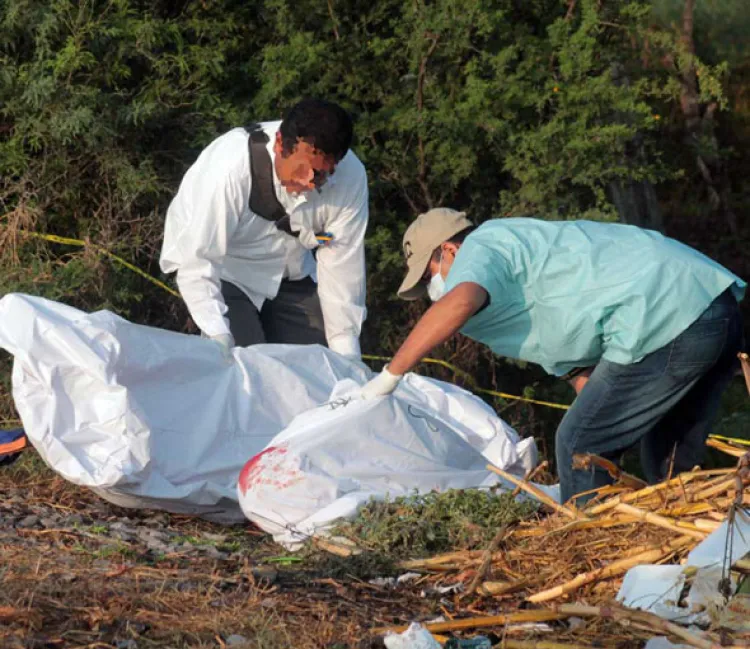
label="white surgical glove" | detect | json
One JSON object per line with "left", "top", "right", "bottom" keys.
{"left": 360, "top": 366, "right": 402, "bottom": 399}
{"left": 210, "top": 333, "right": 235, "bottom": 364}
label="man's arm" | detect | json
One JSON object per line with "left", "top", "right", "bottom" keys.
{"left": 388, "top": 283, "right": 488, "bottom": 374}
{"left": 314, "top": 168, "right": 368, "bottom": 359}
{"left": 161, "top": 138, "right": 246, "bottom": 337}
{"left": 360, "top": 282, "right": 488, "bottom": 398}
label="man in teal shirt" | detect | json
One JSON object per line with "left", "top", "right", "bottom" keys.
{"left": 361, "top": 208, "right": 745, "bottom": 504}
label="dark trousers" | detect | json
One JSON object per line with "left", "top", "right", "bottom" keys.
{"left": 556, "top": 289, "right": 744, "bottom": 505}
{"left": 221, "top": 278, "right": 327, "bottom": 347}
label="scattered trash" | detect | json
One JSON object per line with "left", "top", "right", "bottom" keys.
{"left": 565, "top": 617, "right": 586, "bottom": 631}
{"left": 421, "top": 582, "right": 464, "bottom": 597}
{"left": 643, "top": 638, "right": 691, "bottom": 649}
{"left": 444, "top": 637, "right": 491, "bottom": 649}
{"left": 383, "top": 622, "right": 441, "bottom": 649}
{"left": 717, "top": 592, "right": 750, "bottom": 632}
{"left": 617, "top": 500, "right": 750, "bottom": 630}
{"left": 114, "top": 641, "right": 137, "bottom": 649}
{"left": 686, "top": 510, "right": 750, "bottom": 569}
{"left": 617, "top": 565, "right": 688, "bottom": 621}
{"left": 369, "top": 572, "right": 422, "bottom": 588}
{"left": 0, "top": 428, "right": 27, "bottom": 467}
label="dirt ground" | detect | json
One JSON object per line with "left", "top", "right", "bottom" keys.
{"left": 4, "top": 446, "right": 748, "bottom": 649}
{"left": 1, "top": 452, "right": 446, "bottom": 649}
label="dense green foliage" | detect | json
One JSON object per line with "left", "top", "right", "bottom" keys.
{"left": 1, "top": 0, "right": 748, "bottom": 437}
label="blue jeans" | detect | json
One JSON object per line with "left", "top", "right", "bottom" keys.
{"left": 556, "top": 289, "right": 744, "bottom": 505}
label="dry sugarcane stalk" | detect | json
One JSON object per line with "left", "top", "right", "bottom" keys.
{"left": 735, "top": 557, "right": 750, "bottom": 573}
{"left": 585, "top": 474, "right": 697, "bottom": 516}
{"left": 739, "top": 352, "right": 750, "bottom": 396}
{"left": 572, "top": 453, "right": 648, "bottom": 490}
{"left": 684, "top": 470, "right": 740, "bottom": 496}
{"left": 0, "top": 606, "right": 38, "bottom": 622}
{"left": 526, "top": 535, "right": 694, "bottom": 603}
{"left": 563, "top": 483, "right": 626, "bottom": 505}
{"left": 584, "top": 468, "right": 734, "bottom": 516}
{"left": 614, "top": 503, "right": 707, "bottom": 539}
{"left": 312, "top": 536, "right": 361, "bottom": 557}
{"left": 372, "top": 609, "right": 569, "bottom": 635}
{"left": 466, "top": 525, "right": 508, "bottom": 595}
{"left": 692, "top": 475, "right": 744, "bottom": 501}
{"left": 706, "top": 437, "right": 748, "bottom": 458}
{"left": 713, "top": 493, "right": 750, "bottom": 509}
{"left": 487, "top": 464, "right": 581, "bottom": 520}
{"left": 399, "top": 551, "right": 482, "bottom": 570}
{"left": 691, "top": 518, "right": 722, "bottom": 532}
{"left": 553, "top": 602, "right": 731, "bottom": 649}
{"left": 500, "top": 641, "right": 612, "bottom": 649}
{"left": 476, "top": 579, "right": 528, "bottom": 596}
{"left": 512, "top": 460, "right": 550, "bottom": 497}
{"left": 658, "top": 502, "right": 716, "bottom": 517}
{"left": 536, "top": 514, "right": 645, "bottom": 535}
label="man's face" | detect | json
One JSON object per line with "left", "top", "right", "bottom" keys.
{"left": 273, "top": 133, "right": 337, "bottom": 195}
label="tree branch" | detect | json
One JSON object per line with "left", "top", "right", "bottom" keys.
{"left": 416, "top": 32, "right": 439, "bottom": 209}
{"left": 326, "top": 0, "right": 340, "bottom": 41}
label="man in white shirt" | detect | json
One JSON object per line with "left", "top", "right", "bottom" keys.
{"left": 160, "top": 99, "right": 368, "bottom": 362}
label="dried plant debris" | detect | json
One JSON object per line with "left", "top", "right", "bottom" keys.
{"left": 2, "top": 443, "right": 748, "bottom": 648}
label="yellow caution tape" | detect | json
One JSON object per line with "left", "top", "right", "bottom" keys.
{"left": 14, "top": 229, "right": 180, "bottom": 298}
{"left": 708, "top": 434, "right": 750, "bottom": 447}
{"left": 362, "top": 354, "right": 571, "bottom": 410}
{"left": 4, "top": 227, "right": 749, "bottom": 425}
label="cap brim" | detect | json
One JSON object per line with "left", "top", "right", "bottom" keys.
{"left": 397, "top": 250, "right": 432, "bottom": 300}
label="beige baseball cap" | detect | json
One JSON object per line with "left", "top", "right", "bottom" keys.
{"left": 397, "top": 207, "right": 473, "bottom": 300}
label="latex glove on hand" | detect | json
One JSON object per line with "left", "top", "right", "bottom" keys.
{"left": 360, "top": 366, "right": 402, "bottom": 399}
{"left": 210, "top": 333, "right": 235, "bottom": 364}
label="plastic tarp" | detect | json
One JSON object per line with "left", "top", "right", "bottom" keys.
{"left": 0, "top": 293, "right": 536, "bottom": 531}
{"left": 237, "top": 379, "right": 537, "bottom": 547}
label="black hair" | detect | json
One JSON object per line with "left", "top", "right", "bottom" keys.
{"left": 278, "top": 99, "right": 353, "bottom": 162}
{"left": 447, "top": 225, "right": 476, "bottom": 244}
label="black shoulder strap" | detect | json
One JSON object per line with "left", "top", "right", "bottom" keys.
{"left": 246, "top": 123, "right": 289, "bottom": 224}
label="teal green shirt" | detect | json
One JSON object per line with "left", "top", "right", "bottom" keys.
{"left": 445, "top": 218, "right": 745, "bottom": 376}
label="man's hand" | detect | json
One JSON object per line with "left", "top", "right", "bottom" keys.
{"left": 360, "top": 366, "right": 402, "bottom": 399}
{"left": 210, "top": 333, "right": 235, "bottom": 364}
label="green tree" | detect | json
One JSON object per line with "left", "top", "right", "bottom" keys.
{"left": 0, "top": 0, "right": 738, "bottom": 433}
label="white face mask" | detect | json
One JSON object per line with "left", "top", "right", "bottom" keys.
{"left": 427, "top": 252, "right": 446, "bottom": 302}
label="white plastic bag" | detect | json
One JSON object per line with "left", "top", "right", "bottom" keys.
{"left": 383, "top": 623, "right": 441, "bottom": 649}
{"left": 238, "top": 379, "right": 536, "bottom": 547}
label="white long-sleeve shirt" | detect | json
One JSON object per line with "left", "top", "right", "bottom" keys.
{"left": 160, "top": 121, "right": 368, "bottom": 358}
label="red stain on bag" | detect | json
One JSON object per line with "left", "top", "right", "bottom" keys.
{"left": 238, "top": 445, "right": 288, "bottom": 495}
